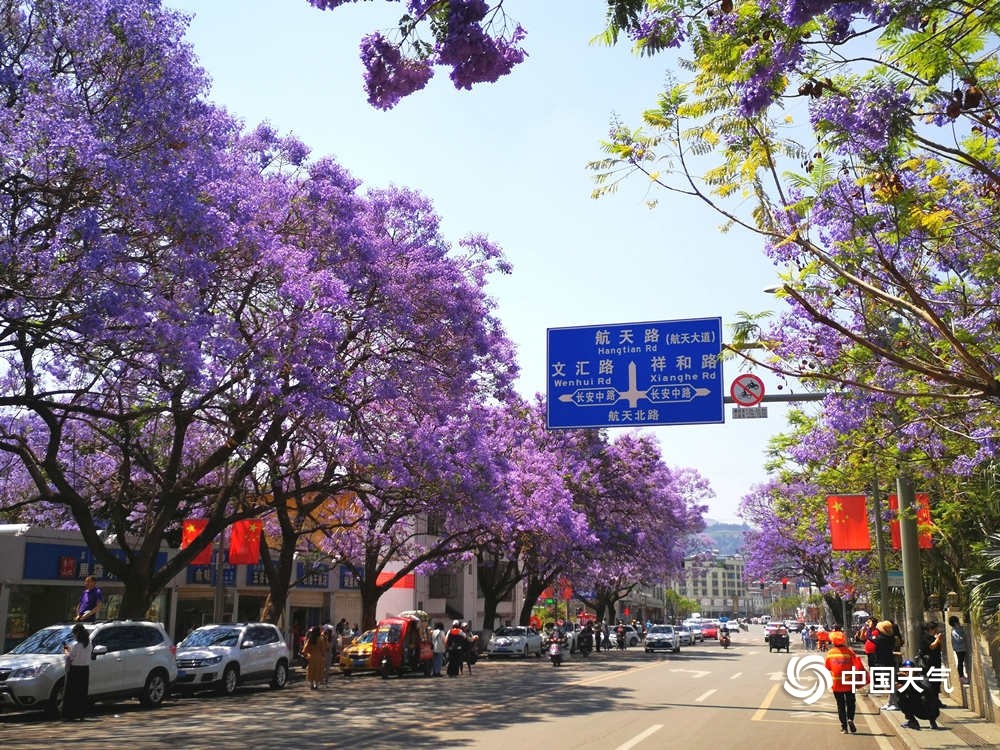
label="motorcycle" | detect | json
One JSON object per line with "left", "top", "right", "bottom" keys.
{"left": 720, "top": 631, "right": 731, "bottom": 649}
{"left": 548, "top": 636, "right": 565, "bottom": 667}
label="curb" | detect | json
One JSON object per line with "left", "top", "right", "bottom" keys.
{"left": 861, "top": 688, "right": 1000, "bottom": 748}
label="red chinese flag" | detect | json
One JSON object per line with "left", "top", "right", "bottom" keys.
{"left": 228, "top": 519, "right": 262, "bottom": 565}
{"left": 181, "top": 518, "right": 213, "bottom": 565}
{"left": 826, "top": 495, "right": 872, "bottom": 551}
{"left": 888, "top": 493, "right": 933, "bottom": 550}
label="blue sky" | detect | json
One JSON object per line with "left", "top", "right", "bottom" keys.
{"left": 168, "top": 0, "right": 798, "bottom": 522}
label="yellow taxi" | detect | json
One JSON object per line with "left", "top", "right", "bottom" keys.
{"left": 339, "top": 629, "right": 376, "bottom": 676}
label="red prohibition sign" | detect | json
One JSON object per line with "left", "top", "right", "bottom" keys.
{"left": 730, "top": 374, "right": 765, "bottom": 407}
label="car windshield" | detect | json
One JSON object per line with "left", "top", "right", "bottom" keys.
{"left": 180, "top": 626, "right": 240, "bottom": 649}
{"left": 494, "top": 627, "right": 525, "bottom": 637}
{"left": 353, "top": 630, "right": 375, "bottom": 645}
{"left": 375, "top": 623, "right": 402, "bottom": 646}
{"left": 9, "top": 626, "right": 76, "bottom": 655}
{"left": 649, "top": 626, "right": 672, "bottom": 634}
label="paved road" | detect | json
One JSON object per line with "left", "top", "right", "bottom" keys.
{"left": 2, "top": 629, "right": 916, "bottom": 749}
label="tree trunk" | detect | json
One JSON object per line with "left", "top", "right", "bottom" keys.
{"left": 259, "top": 525, "right": 297, "bottom": 624}
{"left": 519, "top": 578, "right": 548, "bottom": 626}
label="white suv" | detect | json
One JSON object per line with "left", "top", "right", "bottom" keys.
{"left": 0, "top": 620, "right": 177, "bottom": 717}
{"left": 174, "top": 622, "right": 289, "bottom": 696}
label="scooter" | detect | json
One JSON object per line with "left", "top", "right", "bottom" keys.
{"left": 720, "top": 631, "right": 731, "bottom": 649}
{"left": 548, "top": 636, "right": 564, "bottom": 667}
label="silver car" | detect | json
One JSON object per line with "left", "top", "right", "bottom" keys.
{"left": 644, "top": 624, "right": 681, "bottom": 653}
{"left": 0, "top": 621, "right": 177, "bottom": 717}
{"left": 676, "top": 626, "right": 695, "bottom": 646}
{"left": 174, "top": 622, "right": 290, "bottom": 696}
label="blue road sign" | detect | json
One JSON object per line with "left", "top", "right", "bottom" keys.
{"left": 547, "top": 317, "right": 724, "bottom": 429}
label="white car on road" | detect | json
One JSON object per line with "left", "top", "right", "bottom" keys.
{"left": 486, "top": 626, "right": 543, "bottom": 658}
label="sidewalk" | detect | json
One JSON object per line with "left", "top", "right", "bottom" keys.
{"left": 863, "top": 683, "right": 1000, "bottom": 748}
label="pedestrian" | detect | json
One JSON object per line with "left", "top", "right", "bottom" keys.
{"left": 301, "top": 625, "right": 329, "bottom": 690}
{"left": 874, "top": 620, "right": 900, "bottom": 711}
{"left": 445, "top": 620, "right": 466, "bottom": 677}
{"left": 74, "top": 575, "right": 103, "bottom": 622}
{"left": 322, "top": 624, "right": 335, "bottom": 686}
{"left": 917, "top": 621, "right": 944, "bottom": 722}
{"left": 430, "top": 621, "right": 447, "bottom": 677}
{"left": 62, "top": 623, "right": 92, "bottom": 721}
{"left": 859, "top": 617, "right": 878, "bottom": 668}
{"left": 824, "top": 629, "right": 866, "bottom": 734}
{"left": 898, "top": 659, "right": 941, "bottom": 730}
{"left": 815, "top": 626, "right": 830, "bottom": 652}
{"left": 594, "top": 620, "right": 602, "bottom": 653}
{"left": 802, "top": 626, "right": 813, "bottom": 651}
{"left": 461, "top": 621, "right": 478, "bottom": 676}
{"left": 948, "top": 615, "right": 969, "bottom": 684}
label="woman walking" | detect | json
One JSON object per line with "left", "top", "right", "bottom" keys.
{"left": 301, "top": 626, "right": 329, "bottom": 690}
{"left": 62, "top": 623, "right": 92, "bottom": 721}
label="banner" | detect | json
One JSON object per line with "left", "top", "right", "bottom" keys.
{"left": 181, "top": 518, "right": 213, "bottom": 565}
{"left": 888, "top": 493, "right": 933, "bottom": 550}
{"left": 826, "top": 495, "right": 872, "bottom": 551}
{"left": 228, "top": 519, "right": 263, "bottom": 565}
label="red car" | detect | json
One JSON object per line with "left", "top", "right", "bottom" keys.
{"left": 700, "top": 621, "right": 719, "bottom": 639}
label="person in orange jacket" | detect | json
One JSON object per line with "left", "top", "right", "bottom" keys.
{"left": 816, "top": 627, "right": 831, "bottom": 652}
{"left": 825, "top": 630, "right": 867, "bottom": 734}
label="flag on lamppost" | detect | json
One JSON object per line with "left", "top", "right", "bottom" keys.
{"left": 888, "top": 493, "right": 933, "bottom": 550}
{"left": 826, "top": 495, "right": 872, "bottom": 551}
{"left": 181, "top": 518, "right": 213, "bottom": 565}
{"left": 228, "top": 519, "right": 263, "bottom": 565}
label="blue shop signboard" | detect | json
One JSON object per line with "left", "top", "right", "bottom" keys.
{"left": 296, "top": 561, "right": 330, "bottom": 589}
{"left": 186, "top": 550, "right": 237, "bottom": 586}
{"left": 23, "top": 542, "right": 168, "bottom": 582}
{"left": 338, "top": 566, "right": 360, "bottom": 590}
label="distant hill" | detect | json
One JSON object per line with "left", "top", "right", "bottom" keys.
{"left": 687, "top": 520, "right": 750, "bottom": 557}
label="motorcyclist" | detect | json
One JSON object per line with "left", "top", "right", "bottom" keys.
{"left": 615, "top": 620, "right": 627, "bottom": 650}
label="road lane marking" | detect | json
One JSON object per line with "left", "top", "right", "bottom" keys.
{"left": 668, "top": 668, "right": 710, "bottom": 678}
{"left": 694, "top": 689, "right": 717, "bottom": 703}
{"left": 752, "top": 683, "right": 781, "bottom": 721}
{"left": 613, "top": 724, "right": 663, "bottom": 750}
{"left": 730, "top": 672, "right": 742, "bottom": 679}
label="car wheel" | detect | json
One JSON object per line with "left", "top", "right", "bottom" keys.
{"left": 139, "top": 669, "right": 169, "bottom": 708}
{"left": 270, "top": 659, "right": 288, "bottom": 689}
{"left": 44, "top": 678, "right": 65, "bottom": 719}
{"left": 218, "top": 664, "right": 240, "bottom": 696}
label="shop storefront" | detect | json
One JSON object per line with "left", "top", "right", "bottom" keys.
{"left": 0, "top": 525, "right": 172, "bottom": 653}
{"left": 2, "top": 525, "right": 429, "bottom": 654}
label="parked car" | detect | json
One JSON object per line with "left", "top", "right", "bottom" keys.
{"left": 486, "top": 626, "right": 543, "bottom": 658}
{"left": 339, "top": 628, "right": 376, "bottom": 676}
{"left": 174, "top": 622, "right": 289, "bottom": 696}
{"left": 644, "top": 625, "right": 680, "bottom": 653}
{"left": 0, "top": 620, "right": 176, "bottom": 717}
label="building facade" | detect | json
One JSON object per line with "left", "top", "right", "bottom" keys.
{"left": 674, "top": 553, "right": 756, "bottom": 618}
